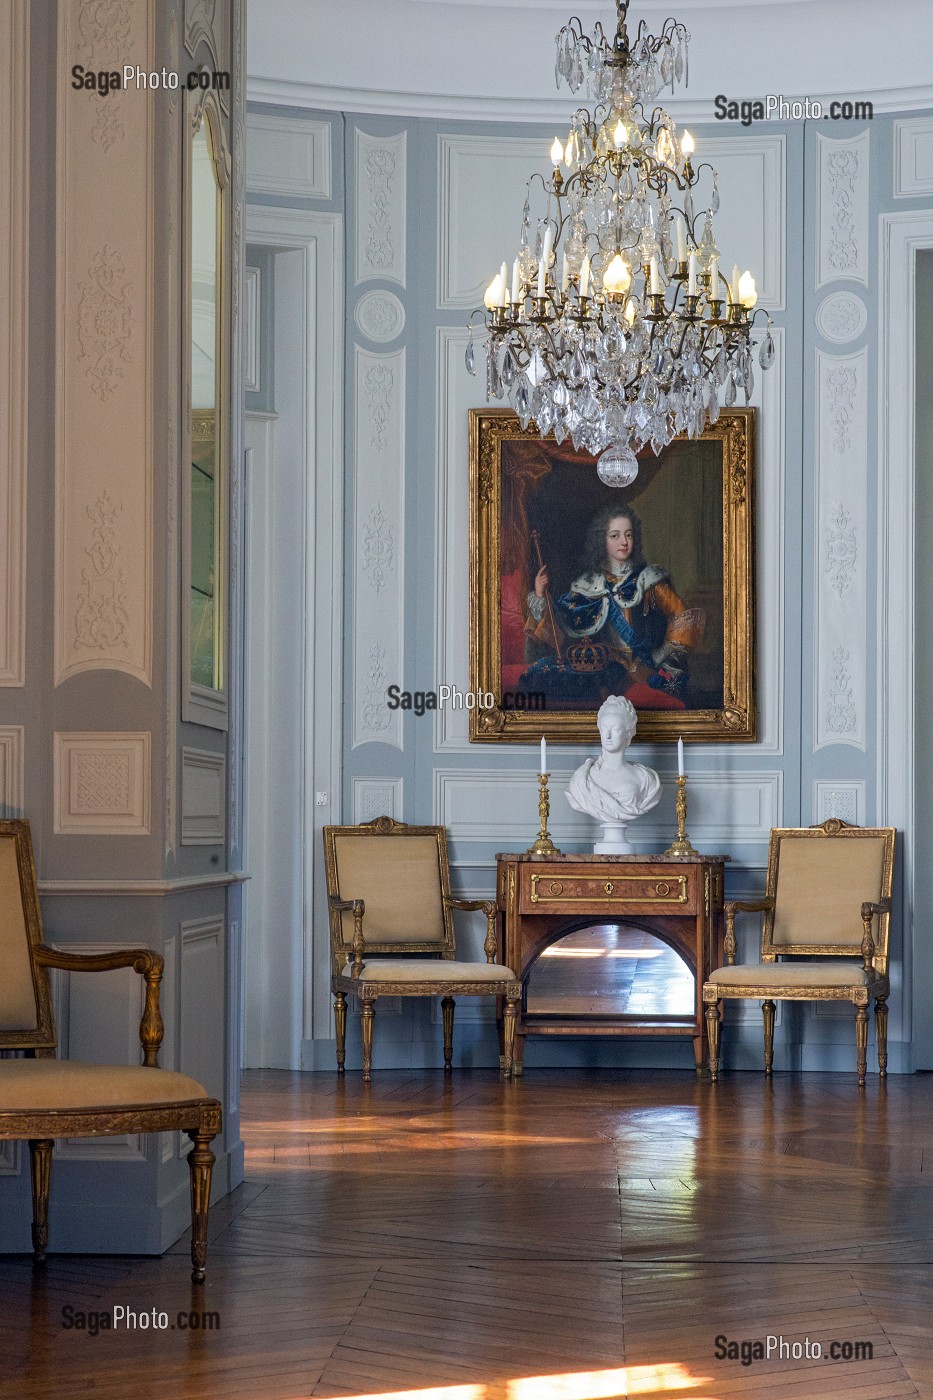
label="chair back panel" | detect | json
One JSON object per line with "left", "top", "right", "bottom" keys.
{"left": 329, "top": 829, "right": 451, "bottom": 953}
{"left": 765, "top": 824, "right": 894, "bottom": 967}
{"left": 0, "top": 821, "right": 56, "bottom": 1050}
{"left": 0, "top": 834, "right": 39, "bottom": 1031}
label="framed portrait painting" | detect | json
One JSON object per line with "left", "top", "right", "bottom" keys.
{"left": 468, "top": 407, "right": 756, "bottom": 743}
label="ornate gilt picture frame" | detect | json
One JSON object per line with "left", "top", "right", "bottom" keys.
{"left": 468, "top": 407, "right": 756, "bottom": 744}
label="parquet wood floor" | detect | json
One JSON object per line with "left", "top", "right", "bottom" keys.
{"left": 1, "top": 1068, "right": 932, "bottom": 1399}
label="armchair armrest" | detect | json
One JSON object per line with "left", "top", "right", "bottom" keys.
{"left": 33, "top": 945, "right": 164, "bottom": 1067}
{"left": 328, "top": 896, "right": 366, "bottom": 977}
{"left": 860, "top": 898, "right": 891, "bottom": 972}
{"left": 722, "top": 898, "right": 775, "bottom": 965}
{"left": 443, "top": 897, "right": 500, "bottom": 963}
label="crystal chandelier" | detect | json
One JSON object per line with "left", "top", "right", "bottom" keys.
{"left": 466, "top": 0, "right": 774, "bottom": 486}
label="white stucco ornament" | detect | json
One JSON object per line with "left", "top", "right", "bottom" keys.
{"left": 565, "top": 695, "right": 660, "bottom": 854}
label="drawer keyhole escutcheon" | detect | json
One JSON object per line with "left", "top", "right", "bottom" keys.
{"left": 604, "top": 881, "right": 614, "bottom": 894}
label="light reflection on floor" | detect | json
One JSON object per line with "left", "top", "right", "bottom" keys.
{"left": 528, "top": 923, "right": 695, "bottom": 1018}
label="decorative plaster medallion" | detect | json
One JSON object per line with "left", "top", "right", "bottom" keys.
{"left": 354, "top": 291, "right": 405, "bottom": 344}
{"left": 816, "top": 292, "right": 867, "bottom": 344}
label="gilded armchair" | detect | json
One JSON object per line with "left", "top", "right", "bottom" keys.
{"left": 0, "top": 819, "right": 221, "bottom": 1280}
{"left": 324, "top": 817, "right": 522, "bottom": 1080}
{"left": 703, "top": 820, "right": 895, "bottom": 1085}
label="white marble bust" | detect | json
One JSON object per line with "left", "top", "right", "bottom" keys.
{"left": 565, "top": 696, "right": 661, "bottom": 853}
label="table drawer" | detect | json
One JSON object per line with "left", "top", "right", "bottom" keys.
{"left": 522, "top": 867, "right": 697, "bottom": 914}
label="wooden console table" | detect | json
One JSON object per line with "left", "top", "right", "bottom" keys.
{"left": 495, "top": 852, "right": 727, "bottom": 1072}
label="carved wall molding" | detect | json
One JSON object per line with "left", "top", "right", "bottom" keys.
{"left": 181, "top": 746, "right": 226, "bottom": 845}
{"left": 361, "top": 502, "right": 394, "bottom": 593}
{"left": 815, "top": 347, "right": 868, "bottom": 751}
{"left": 814, "top": 779, "right": 864, "bottom": 826}
{"left": 246, "top": 113, "right": 331, "bottom": 199}
{"left": 815, "top": 291, "right": 867, "bottom": 344}
{"left": 355, "top": 129, "right": 406, "bottom": 287}
{"left": 0, "top": 1, "right": 28, "bottom": 688}
{"left": 352, "top": 777, "right": 403, "bottom": 824}
{"left": 244, "top": 265, "right": 261, "bottom": 391}
{"left": 354, "top": 289, "right": 405, "bottom": 344}
{"left": 816, "top": 131, "right": 870, "bottom": 289}
{"left": 55, "top": 0, "right": 153, "bottom": 687}
{"left": 53, "top": 732, "right": 152, "bottom": 836}
{"left": 352, "top": 348, "right": 404, "bottom": 750}
{"left": 894, "top": 116, "right": 933, "bottom": 198}
{"left": 0, "top": 726, "right": 25, "bottom": 816}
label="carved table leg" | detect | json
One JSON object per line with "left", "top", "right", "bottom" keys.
{"left": 28, "top": 1139, "right": 53, "bottom": 1264}
{"left": 705, "top": 1001, "right": 722, "bottom": 1081}
{"left": 186, "top": 1128, "right": 216, "bottom": 1283}
{"left": 875, "top": 995, "right": 888, "bottom": 1077}
{"left": 855, "top": 1003, "right": 869, "bottom": 1087}
{"left": 441, "top": 996, "right": 455, "bottom": 1071}
{"left": 361, "top": 997, "right": 375, "bottom": 1082}
{"left": 334, "top": 991, "right": 347, "bottom": 1074}
{"left": 762, "top": 999, "right": 776, "bottom": 1076}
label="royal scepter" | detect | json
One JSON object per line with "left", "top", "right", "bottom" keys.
{"left": 531, "top": 529, "right": 563, "bottom": 662}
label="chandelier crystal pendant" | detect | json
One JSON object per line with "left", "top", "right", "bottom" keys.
{"left": 466, "top": 0, "right": 774, "bottom": 486}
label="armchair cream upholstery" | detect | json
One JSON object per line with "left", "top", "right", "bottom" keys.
{"left": 324, "top": 817, "right": 522, "bottom": 1080}
{"left": 0, "top": 820, "right": 221, "bottom": 1281}
{"left": 702, "top": 820, "right": 895, "bottom": 1085}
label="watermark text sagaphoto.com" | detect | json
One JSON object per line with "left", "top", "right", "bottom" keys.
{"left": 385, "top": 685, "right": 547, "bottom": 715}
{"left": 62, "top": 1306, "right": 220, "bottom": 1336}
{"left": 714, "top": 94, "right": 873, "bottom": 126}
{"left": 71, "top": 65, "right": 231, "bottom": 95}
{"left": 715, "top": 1334, "right": 874, "bottom": 1366}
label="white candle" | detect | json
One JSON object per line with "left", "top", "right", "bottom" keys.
{"left": 677, "top": 736, "right": 684, "bottom": 777}
{"left": 511, "top": 257, "right": 520, "bottom": 304}
{"left": 561, "top": 253, "right": 570, "bottom": 292}
{"left": 536, "top": 256, "right": 546, "bottom": 298}
{"left": 579, "top": 254, "right": 591, "bottom": 298}
{"left": 676, "top": 217, "right": 687, "bottom": 264}
{"left": 688, "top": 251, "right": 698, "bottom": 296}
{"left": 540, "top": 736, "right": 547, "bottom": 774}
{"left": 649, "top": 254, "right": 661, "bottom": 296}
{"left": 542, "top": 224, "right": 554, "bottom": 267}
{"left": 709, "top": 254, "right": 719, "bottom": 299}
{"left": 731, "top": 263, "right": 741, "bottom": 303}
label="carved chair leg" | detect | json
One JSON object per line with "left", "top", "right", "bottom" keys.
{"left": 875, "top": 995, "right": 888, "bottom": 1077}
{"left": 186, "top": 1129, "right": 216, "bottom": 1284}
{"left": 441, "top": 996, "right": 455, "bottom": 1071}
{"left": 762, "top": 999, "right": 776, "bottom": 1076}
{"left": 334, "top": 992, "right": 347, "bottom": 1073}
{"left": 28, "top": 1139, "right": 53, "bottom": 1264}
{"left": 361, "top": 997, "right": 375, "bottom": 1082}
{"left": 502, "top": 997, "right": 519, "bottom": 1079}
{"left": 705, "top": 1001, "right": 722, "bottom": 1081}
{"left": 855, "top": 1004, "right": 869, "bottom": 1087}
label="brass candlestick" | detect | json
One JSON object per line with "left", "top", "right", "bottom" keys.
{"left": 663, "top": 774, "right": 698, "bottom": 857}
{"left": 527, "top": 772, "right": 560, "bottom": 856}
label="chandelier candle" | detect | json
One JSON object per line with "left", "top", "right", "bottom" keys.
{"left": 467, "top": 0, "right": 775, "bottom": 488}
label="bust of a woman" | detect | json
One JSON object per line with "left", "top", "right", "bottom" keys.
{"left": 565, "top": 695, "right": 660, "bottom": 853}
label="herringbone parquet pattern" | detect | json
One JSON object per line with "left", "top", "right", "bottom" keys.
{"left": 1, "top": 1068, "right": 932, "bottom": 1399}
